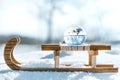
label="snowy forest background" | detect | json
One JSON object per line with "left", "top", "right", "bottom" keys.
{"left": 0, "top": 0, "right": 120, "bottom": 45}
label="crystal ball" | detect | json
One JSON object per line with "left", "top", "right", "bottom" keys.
{"left": 64, "top": 26, "right": 86, "bottom": 45}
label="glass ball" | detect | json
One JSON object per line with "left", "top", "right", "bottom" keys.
{"left": 64, "top": 26, "right": 86, "bottom": 45}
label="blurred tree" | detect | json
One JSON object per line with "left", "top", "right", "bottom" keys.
{"left": 33, "top": 0, "right": 64, "bottom": 43}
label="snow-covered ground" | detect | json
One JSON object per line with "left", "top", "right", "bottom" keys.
{"left": 0, "top": 44, "right": 120, "bottom": 80}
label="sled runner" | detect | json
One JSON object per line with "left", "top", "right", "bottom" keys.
{"left": 4, "top": 37, "right": 118, "bottom": 72}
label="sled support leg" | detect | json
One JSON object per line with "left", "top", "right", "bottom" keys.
{"left": 88, "top": 50, "right": 98, "bottom": 68}
{"left": 54, "top": 50, "right": 60, "bottom": 68}
{"left": 85, "top": 50, "right": 114, "bottom": 68}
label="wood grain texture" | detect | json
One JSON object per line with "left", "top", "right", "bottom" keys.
{"left": 90, "top": 45, "right": 111, "bottom": 50}
{"left": 4, "top": 37, "right": 20, "bottom": 65}
{"left": 42, "top": 44, "right": 60, "bottom": 50}
{"left": 42, "top": 44, "right": 111, "bottom": 51}
{"left": 13, "top": 67, "right": 118, "bottom": 73}
{"left": 85, "top": 64, "right": 114, "bottom": 68}
{"left": 4, "top": 37, "right": 21, "bottom": 70}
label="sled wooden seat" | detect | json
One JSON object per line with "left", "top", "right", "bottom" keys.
{"left": 4, "top": 37, "right": 118, "bottom": 72}
{"left": 42, "top": 44, "right": 118, "bottom": 72}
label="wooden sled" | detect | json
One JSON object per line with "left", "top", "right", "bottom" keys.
{"left": 4, "top": 37, "right": 118, "bottom": 72}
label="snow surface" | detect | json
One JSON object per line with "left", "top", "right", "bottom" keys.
{"left": 0, "top": 44, "right": 120, "bottom": 80}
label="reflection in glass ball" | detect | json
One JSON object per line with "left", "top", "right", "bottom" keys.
{"left": 64, "top": 26, "right": 86, "bottom": 45}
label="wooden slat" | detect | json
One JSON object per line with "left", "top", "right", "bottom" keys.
{"left": 42, "top": 44, "right": 111, "bottom": 51}
{"left": 18, "top": 67, "right": 118, "bottom": 73}
{"left": 85, "top": 64, "right": 114, "bottom": 68}
{"left": 42, "top": 44, "right": 60, "bottom": 50}
{"left": 90, "top": 45, "right": 111, "bottom": 50}
{"left": 6, "top": 45, "right": 17, "bottom": 47}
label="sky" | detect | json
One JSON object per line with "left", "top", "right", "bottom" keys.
{"left": 0, "top": 0, "right": 40, "bottom": 38}
{"left": 0, "top": 0, "right": 120, "bottom": 41}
